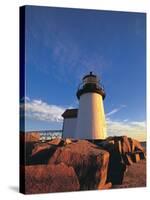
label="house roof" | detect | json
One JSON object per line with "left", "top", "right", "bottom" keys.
{"left": 62, "top": 109, "right": 78, "bottom": 118}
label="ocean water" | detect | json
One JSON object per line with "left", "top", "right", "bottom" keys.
{"left": 39, "top": 130, "right": 62, "bottom": 140}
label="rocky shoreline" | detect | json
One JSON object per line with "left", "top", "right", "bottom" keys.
{"left": 20, "top": 136, "right": 146, "bottom": 194}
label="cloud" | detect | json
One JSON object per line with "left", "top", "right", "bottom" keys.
{"left": 105, "top": 105, "right": 146, "bottom": 140}
{"left": 106, "top": 108, "right": 120, "bottom": 117}
{"left": 21, "top": 98, "right": 66, "bottom": 123}
{"left": 106, "top": 118, "right": 146, "bottom": 141}
{"left": 106, "top": 105, "right": 126, "bottom": 117}
{"left": 130, "top": 121, "right": 146, "bottom": 128}
{"left": 20, "top": 96, "right": 30, "bottom": 102}
{"left": 52, "top": 39, "right": 107, "bottom": 82}
{"left": 24, "top": 96, "right": 30, "bottom": 102}
{"left": 20, "top": 98, "right": 146, "bottom": 140}
{"left": 33, "top": 26, "right": 108, "bottom": 84}
{"left": 123, "top": 119, "right": 128, "bottom": 122}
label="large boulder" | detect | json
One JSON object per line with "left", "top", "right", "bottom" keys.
{"left": 121, "top": 136, "right": 132, "bottom": 154}
{"left": 26, "top": 139, "right": 65, "bottom": 165}
{"left": 100, "top": 136, "right": 145, "bottom": 164}
{"left": 32, "top": 142, "right": 53, "bottom": 156}
{"left": 48, "top": 140, "right": 110, "bottom": 190}
{"left": 97, "top": 136, "right": 146, "bottom": 185}
{"left": 25, "top": 163, "right": 80, "bottom": 194}
{"left": 129, "top": 138, "right": 145, "bottom": 153}
{"left": 32, "top": 139, "right": 64, "bottom": 156}
{"left": 21, "top": 132, "right": 40, "bottom": 142}
{"left": 27, "top": 143, "right": 57, "bottom": 165}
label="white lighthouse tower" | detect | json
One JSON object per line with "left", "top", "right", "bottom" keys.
{"left": 75, "top": 72, "right": 107, "bottom": 139}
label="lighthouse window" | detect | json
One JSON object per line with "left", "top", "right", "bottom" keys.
{"left": 84, "top": 77, "right": 98, "bottom": 85}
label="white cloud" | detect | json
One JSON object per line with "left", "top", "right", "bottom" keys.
{"left": 106, "top": 106, "right": 146, "bottom": 140}
{"left": 123, "top": 119, "right": 128, "bottom": 122}
{"left": 20, "top": 96, "right": 30, "bottom": 102}
{"left": 130, "top": 121, "right": 146, "bottom": 128}
{"left": 21, "top": 98, "right": 146, "bottom": 140}
{"left": 106, "top": 108, "right": 120, "bottom": 117}
{"left": 24, "top": 96, "right": 30, "bottom": 102}
{"left": 21, "top": 98, "right": 66, "bottom": 123}
{"left": 106, "top": 118, "right": 146, "bottom": 141}
{"left": 106, "top": 105, "right": 126, "bottom": 117}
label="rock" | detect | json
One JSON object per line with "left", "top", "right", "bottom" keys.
{"left": 131, "top": 138, "right": 145, "bottom": 153}
{"left": 124, "top": 154, "right": 133, "bottom": 165}
{"left": 98, "top": 182, "right": 112, "bottom": 190}
{"left": 23, "top": 136, "right": 146, "bottom": 192}
{"left": 114, "top": 139, "right": 122, "bottom": 154}
{"left": 97, "top": 136, "right": 146, "bottom": 185}
{"left": 48, "top": 140, "right": 110, "bottom": 190}
{"left": 114, "top": 160, "right": 146, "bottom": 188}
{"left": 106, "top": 147, "right": 126, "bottom": 185}
{"left": 131, "top": 153, "right": 141, "bottom": 163}
{"left": 101, "top": 136, "right": 145, "bottom": 164}
{"left": 32, "top": 142, "right": 52, "bottom": 156}
{"left": 20, "top": 132, "right": 39, "bottom": 165}
{"left": 47, "top": 138, "right": 64, "bottom": 146}
{"left": 64, "top": 138, "right": 72, "bottom": 145}
{"left": 25, "top": 163, "right": 80, "bottom": 194}
{"left": 20, "top": 132, "right": 40, "bottom": 142}
{"left": 26, "top": 139, "right": 64, "bottom": 165}
{"left": 121, "top": 136, "right": 131, "bottom": 154}
{"left": 139, "top": 151, "right": 146, "bottom": 160}
{"left": 28, "top": 143, "right": 57, "bottom": 165}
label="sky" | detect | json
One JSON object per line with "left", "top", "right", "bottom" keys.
{"left": 21, "top": 6, "right": 146, "bottom": 141}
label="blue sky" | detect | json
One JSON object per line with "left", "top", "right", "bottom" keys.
{"left": 23, "top": 6, "right": 146, "bottom": 140}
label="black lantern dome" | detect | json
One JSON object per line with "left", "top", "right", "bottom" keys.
{"left": 76, "top": 72, "right": 105, "bottom": 99}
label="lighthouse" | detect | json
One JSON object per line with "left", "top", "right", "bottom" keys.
{"left": 75, "top": 72, "right": 107, "bottom": 139}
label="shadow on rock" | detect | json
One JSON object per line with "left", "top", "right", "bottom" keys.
{"left": 96, "top": 136, "right": 145, "bottom": 186}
